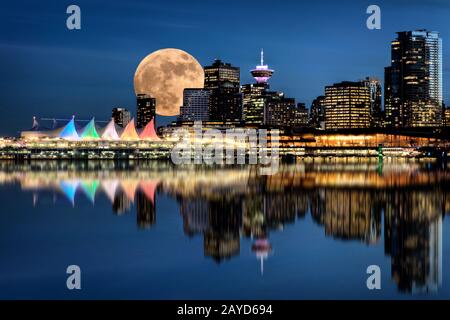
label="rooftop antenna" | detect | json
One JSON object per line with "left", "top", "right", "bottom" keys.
{"left": 260, "top": 48, "right": 264, "bottom": 66}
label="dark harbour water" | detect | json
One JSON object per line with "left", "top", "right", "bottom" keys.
{"left": 1, "top": 160, "right": 450, "bottom": 300}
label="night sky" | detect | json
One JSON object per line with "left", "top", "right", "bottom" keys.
{"left": 0, "top": 0, "right": 449, "bottom": 135}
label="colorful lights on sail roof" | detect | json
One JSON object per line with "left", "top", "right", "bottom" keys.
{"left": 23, "top": 117, "right": 161, "bottom": 141}
{"left": 59, "top": 117, "right": 79, "bottom": 140}
{"left": 80, "top": 118, "right": 100, "bottom": 139}
{"left": 139, "top": 118, "right": 160, "bottom": 140}
{"left": 101, "top": 119, "right": 120, "bottom": 140}
{"left": 120, "top": 119, "right": 140, "bottom": 140}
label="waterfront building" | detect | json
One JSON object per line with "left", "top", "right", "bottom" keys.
{"left": 178, "top": 89, "right": 211, "bottom": 122}
{"left": 121, "top": 118, "right": 139, "bottom": 140}
{"left": 293, "top": 103, "right": 309, "bottom": 127}
{"left": 385, "top": 30, "right": 443, "bottom": 127}
{"left": 241, "top": 83, "right": 268, "bottom": 126}
{"left": 80, "top": 118, "right": 100, "bottom": 140}
{"left": 309, "top": 96, "right": 326, "bottom": 129}
{"left": 204, "top": 59, "right": 241, "bottom": 122}
{"left": 242, "top": 50, "right": 274, "bottom": 126}
{"left": 139, "top": 118, "right": 160, "bottom": 140}
{"left": 442, "top": 102, "right": 448, "bottom": 127}
{"left": 324, "top": 81, "right": 371, "bottom": 130}
{"left": 136, "top": 94, "right": 156, "bottom": 129}
{"left": 363, "top": 77, "right": 383, "bottom": 127}
{"left": 112, "top": 107, "right": 131, "bottom": 128}
{"left": 264, "top": 93, "right": 296, "bottom": 127}
{"left": 242, "top": 49, "right": 298, "bottom": 128}
{"left": 59, "top": 117, "right": 80, "bottom": 140}
{"left": 100, "top": 118, "right": 120, "bottom": 140}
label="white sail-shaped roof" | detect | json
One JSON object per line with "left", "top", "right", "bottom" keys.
{"left": 101, "top": 119, "right": 120, "bottom": 140}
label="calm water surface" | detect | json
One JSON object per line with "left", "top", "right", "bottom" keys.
{"left": 1, "top": 160, "right": 450, "bottom": 299}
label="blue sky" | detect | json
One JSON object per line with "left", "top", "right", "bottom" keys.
{"left": 0, "top": 0, "right": 449, "bottom": 135}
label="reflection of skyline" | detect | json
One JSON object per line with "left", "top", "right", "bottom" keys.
{"left": 0, "top": 160, "right": 449, "bottom": 294}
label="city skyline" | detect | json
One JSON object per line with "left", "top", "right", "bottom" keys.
{"left": 1, "top": 0, "right": 450, "bottom": 135}
{"left": 4, "top": 0, "right": 450, "bottom": 305}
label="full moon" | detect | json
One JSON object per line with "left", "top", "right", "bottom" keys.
{"left": 134, "top": 48, "right": 204, "bottom": 116}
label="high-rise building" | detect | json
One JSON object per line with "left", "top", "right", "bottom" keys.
{"left": 241, "top": 50, "right": 274, "bottom": 126}
{"left": 241, "top": 83, "right": 269, "bottom": 125}
{"left": 136, "top": 94, "right": 156, "bottom": 129}
{"left": 112, "top": 107, "right": 131, "bottom": 128}
{"left": 264, "top": 93, "right": 296, "bottom": 127}
{"left": 309, "top": 96, "right": 326, "bottom": 129}
{"left": 443, "top": 103, "right": 450, "bottom": 127}
{"left": 204, "top": 59, "right": 241, "bottom": 122}
{"left": 385, "top": 30, "right": 443, "bottom": 127}
{"left": 363, "top": 77, "right": 382, "bottom": 127}
{"left": 242, "top": 50, "right": 275, "bottom": 126}
{"left": 178, "top": 89, "right": 211, "bottom": 122}
{"left": 324, "top": 81, "right": 371, "bottom": 130}
{"left": 242, "top": 50, "right": 300, "bottom": 128}
{"left": 293, "top": 103, "right": 309, "bottom": 127}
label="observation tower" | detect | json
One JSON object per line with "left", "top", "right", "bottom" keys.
{"left": 250, "top": 49, "right": 274, "bottom": 84}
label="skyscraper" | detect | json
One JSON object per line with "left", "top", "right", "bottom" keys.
{"left": 385, "top": 30, "right": 443, "bottom": 127}
{"left": 242, "top": 50, "right": 275, "bottom": 126}
{"left": 242, "top": 50, "right": 300, "bottom": 128}
{"left": 241, "top": 83, "right": 268, "bottom": 125}
{"left": 112, "top": 107, "right": 131, "bottom": 128}
{"left": 264, "top": 92, "right": 296, "bottom": 127}
{"left": 204, "top": 59, "right": 241, "bottom": 122}
{"left": 443, "top": 103, "right": 450, "bottom": 127}
{"left": 309, "top": 96, "right": 326, "bottom": 129}
{"left": 363, "top": 77, "right": 382, "bottom": 127}
{"left": 293, "top": 103, "right": 309, "bottom": 127}
{"left": 136, "top": 94, "right": 156, "bottom": 129}
{"left": 178, "top": 89, "right": 211, "bottom": 122}
{"left": 324, "top": 81, "right": 371, "bottom": 130}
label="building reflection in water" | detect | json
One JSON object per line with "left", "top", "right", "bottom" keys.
{"left": 0, "top": 160, "right": 449, "bottom": 294}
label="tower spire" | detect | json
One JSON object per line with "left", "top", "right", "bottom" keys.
{"left": 260, "top": 48, "right": 264, "bottom": 66}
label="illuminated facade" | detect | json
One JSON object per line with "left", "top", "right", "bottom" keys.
{"left": 136, "top": 94, "right": 156, "bottom": 129}
{"left": 309, "top": 96, "right": 326, "bottom": 129}
{"left": 242, "top": 50, "right": 274, "bottom": 126}
{"left": 241, "top": 83, "right": 268, "bottom": 126}
{"left": 385, "top": 30, "right": 443, "bottom": 128}
{"left": 264, "top": 93, "right": 296, "bottom": 127}
{"left": 293, "top": 103, "right": 309, "bottom": 127}
{"left": 363, "top": 77, "right": 382, "bottom": 127}
{"left": 204, "top": 59, "right": 241, "bottom": 122}
{"left": 112, "top": 107, "right": 131, "bottom": 128}
{"left": 178, "top": 88, "right": 211, "bottom": 122}
{"left": 444, "top": 106, "right": 450, "bottom": 127}
{"left": 324, "top": 81, "right": 371, "bottom": 130}
{"left": 20, "top": 116, "right": 161, "bottom": 142}
{"left": 242, "top": 50, "right": 299, "bottom": 128}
